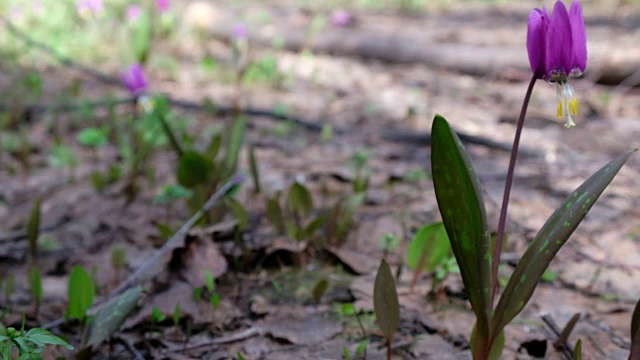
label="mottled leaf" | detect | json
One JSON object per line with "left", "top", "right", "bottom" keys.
{"left": 493, "top": 149, "right": 635, "bottom": 336}
{"left": 373, "top": 260, "right": 400, "bottom": 342}
{"left": 431, "top": 115, "right": 492, "bottom": 342}
{"left": 266, "top": 196, "right": 284, "bottom": 232}
{"left": 83, "top": 286, "right": 142, "bottom": 347}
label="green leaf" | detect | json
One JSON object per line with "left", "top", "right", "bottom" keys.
{"left": 430, "top": 115, "right": 492, "bottom": 340}
{"left": 24, "top": 328, "right": 73, "bottom": 350}
{"left": 173, "top": 303, "right": 181, "bottom": 327}
{"left": 28, "top": 266, "right": 42, "bottom": 304}
{"left": 155, "top": 100, "right": 184, "bottom": 157}
{"left": 226, "top": 197, "right": 249, "bottom": 231}
{"left": 177, "top": 151, "right": 214, "bottom": 188}
{"left": 151, "top": 307, "right": 166, "bottom": 323}
{"left": 27, "top": 199, "right": 41, "bottom": 260}
{"left": 248, "top": 144, "right": 261, "bottom": 193}
{"left": 493, "top": 149, "right": 635, "bottom": 337}
{"left": 312, "top": 279, "right": 328, "bottom": 303}
{"left": 132, "top": 12, "right": 151, "bottom": 64}
{"left": 373, "top": 260, "right": 400, "bottom": 342}
{"left": 341, "top": 303, "right": 356, "bottom": 316}
{"left": 471, "top": 325, "right": 504, "bottom": 360}
{"left": 266, "top": 196, "right": 284, "bottom": 232}
{"left": 406, "top": 222, "right": 450, "bottom": 272}
{"left": 66, "top": 266, "right": 95, "bottom": 322}
{"left": 83, "top": 286, "right": 141, "bottom": 347}
{"left": 224, "top": 116, "right": 246, "bottom": 176}
{"left": 287, "top": 182, "right": 313, "bottom": 218}
{"left": 77, "top": 128, "right": 108, "bottom": 148}
{"left": 631, "top": 297, "right": 640, "bottom": 360}
{"left": 573, "top": 339, "right": 582, "bottom": 360}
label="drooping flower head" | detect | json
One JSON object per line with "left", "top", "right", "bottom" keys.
{"left": 233, "top": 23, "right": 248, "bottom": 40}
{"left": 121, "top": 63, "right": 148, "bottom": 96}
{"left": 527, "top": 0, "right": 587, "bottom": 127}
{"left": 330, "top": 9, "right": 353, "bottom": 27}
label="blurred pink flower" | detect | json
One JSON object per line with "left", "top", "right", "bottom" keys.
{"left": 121, "top": 64, "right": 148, "bottom": 96}
{"left": 126, "top": 5, "right": 142, "bottom": 22}
{"left": 330, "top": 9, "right": 353, "bottom": 27}
{"left": 233, "top": 23, "right": 247, "bottom": 39}
{"left": 156, "top": 0, "right": 170, "bottom": 12}
{"left": 76, "top": 0, "right": 103, "bottom": 15}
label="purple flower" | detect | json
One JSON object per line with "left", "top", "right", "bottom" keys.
{"left": 76, "top": 0, "right": 103, "bottom": 16}
{"left": 126, "top": 5, "right": 142, "bottom": 22}
{"left": 121, "top": 64, "right": 148, "bottom": 96}
{"left": 330, "top": 9, "right": 353, "bottom": 27}
{"left": 233, "top": 23, "right": 248, "bottom": 39}
{"left": 527, "top": 0, "right": 587, "bottom": 127}
{"left": 156, "top": 0, "right": 169, "bottom": 13}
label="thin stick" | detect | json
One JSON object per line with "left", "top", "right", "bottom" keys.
{"left": 491, "top": 74, "right": 537, "bottom": 305}
{"left": 104, "top": 173, "right": 244, "bottom": 302}
{"left": 42, "top": 174, "right": 244, "bottom": 331}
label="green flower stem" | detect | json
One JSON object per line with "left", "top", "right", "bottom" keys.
{"left": 491, "top": 74, "right": 538, "bottom": 305}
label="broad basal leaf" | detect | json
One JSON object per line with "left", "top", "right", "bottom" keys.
{"left": 492, "top": 149, "right": 635, "bottom": 336}
{"left": 67, "top": 266, "right": 95, "bottom": 322}
{"left": 431, "top": 115, "right": 492, "bottom": 338}
{"left": 406, "top": 222, "right": 450, "bottom": 273}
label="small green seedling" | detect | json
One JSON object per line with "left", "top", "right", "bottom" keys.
{"left": 405, "top": 222, "right": 451, "bottom": 292}
{"left": 173, "top": 303, "right": 181, "bottom": 327}
{"left": 373, "top": 260, "right": 400, "bottom": 360}
{"left": 110, "top": 245, "right": 127, "bottom": 285}
{"left": 27, "top": 198, "right": 41, "bottom": 262}
{"left": 27, "top": 266, "right": 42, "bottom": 318}
{"left": 151, "top": 307, "right": 166, "bottom": 324}
{"left": 66, "top": 266, "right": 95, "bottom": 323}
{"left": 312, "top": 279, "right": 329, "bottom": 303}
{"left": 0, "top": 316, "right": 73, "bottom": 358}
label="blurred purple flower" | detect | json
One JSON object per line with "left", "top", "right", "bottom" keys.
{"left": 121, "top": 64, "right": 148, "bottom": 96}
{"left": 527, "top": 0, "right": 587, "bottom": 127}
{"left": 126, "top": 5, "right": 142, "bottom": 22}
{"left": 330, "top": 9, "right": 353, "bottom": 27}
{"left": 76, "top": 0, "right": 103, "bottom": 16}
{"left": 233, "top": 23, "right": 248, "bottom": 39}
{"left": 156, "top": 0, "right": 170, "bottom": 12}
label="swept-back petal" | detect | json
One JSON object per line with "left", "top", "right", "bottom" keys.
{"left": 546, "top": 1, "right": 573, "bottom": 78}
{"left": 569, "top": 0, "right": 587, "bottom": 73}
{"left": 527, "top": 9, "right": 547, "bottom": 77}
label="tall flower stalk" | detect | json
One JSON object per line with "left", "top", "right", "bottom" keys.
{"left": 491, "top": 0, "right": 587, "bottom": 304}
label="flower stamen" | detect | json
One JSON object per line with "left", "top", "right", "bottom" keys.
{"left": 556, "top": 82, "right": 578, "bottom": 128}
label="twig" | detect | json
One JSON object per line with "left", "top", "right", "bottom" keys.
{"left": 42, "top": 174, "right": 244, "bottom": 331}
{"left": 541, "top": 314, "right": 575, "bottom": 359}
{"left": 114, "top": 334, "right": 145, "bottom": 360}
{"left": 102, "top": 173, "right": 244, "bottom": 303}
{"left": 175, "top": 327, "right": 261, "bottom": 353}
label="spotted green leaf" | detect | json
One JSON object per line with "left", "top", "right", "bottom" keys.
{"left": 431, "top": 115, "right": 492, "bottom": 346}
{"left": 83, "top": 286, "right": 141, "bottom": 347}
{"left": 492, "top": 149, "right": 635, "bottom": 337}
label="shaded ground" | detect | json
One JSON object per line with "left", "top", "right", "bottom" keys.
{"left": 0, "top": 1, "right": 639, "bottom": 359}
